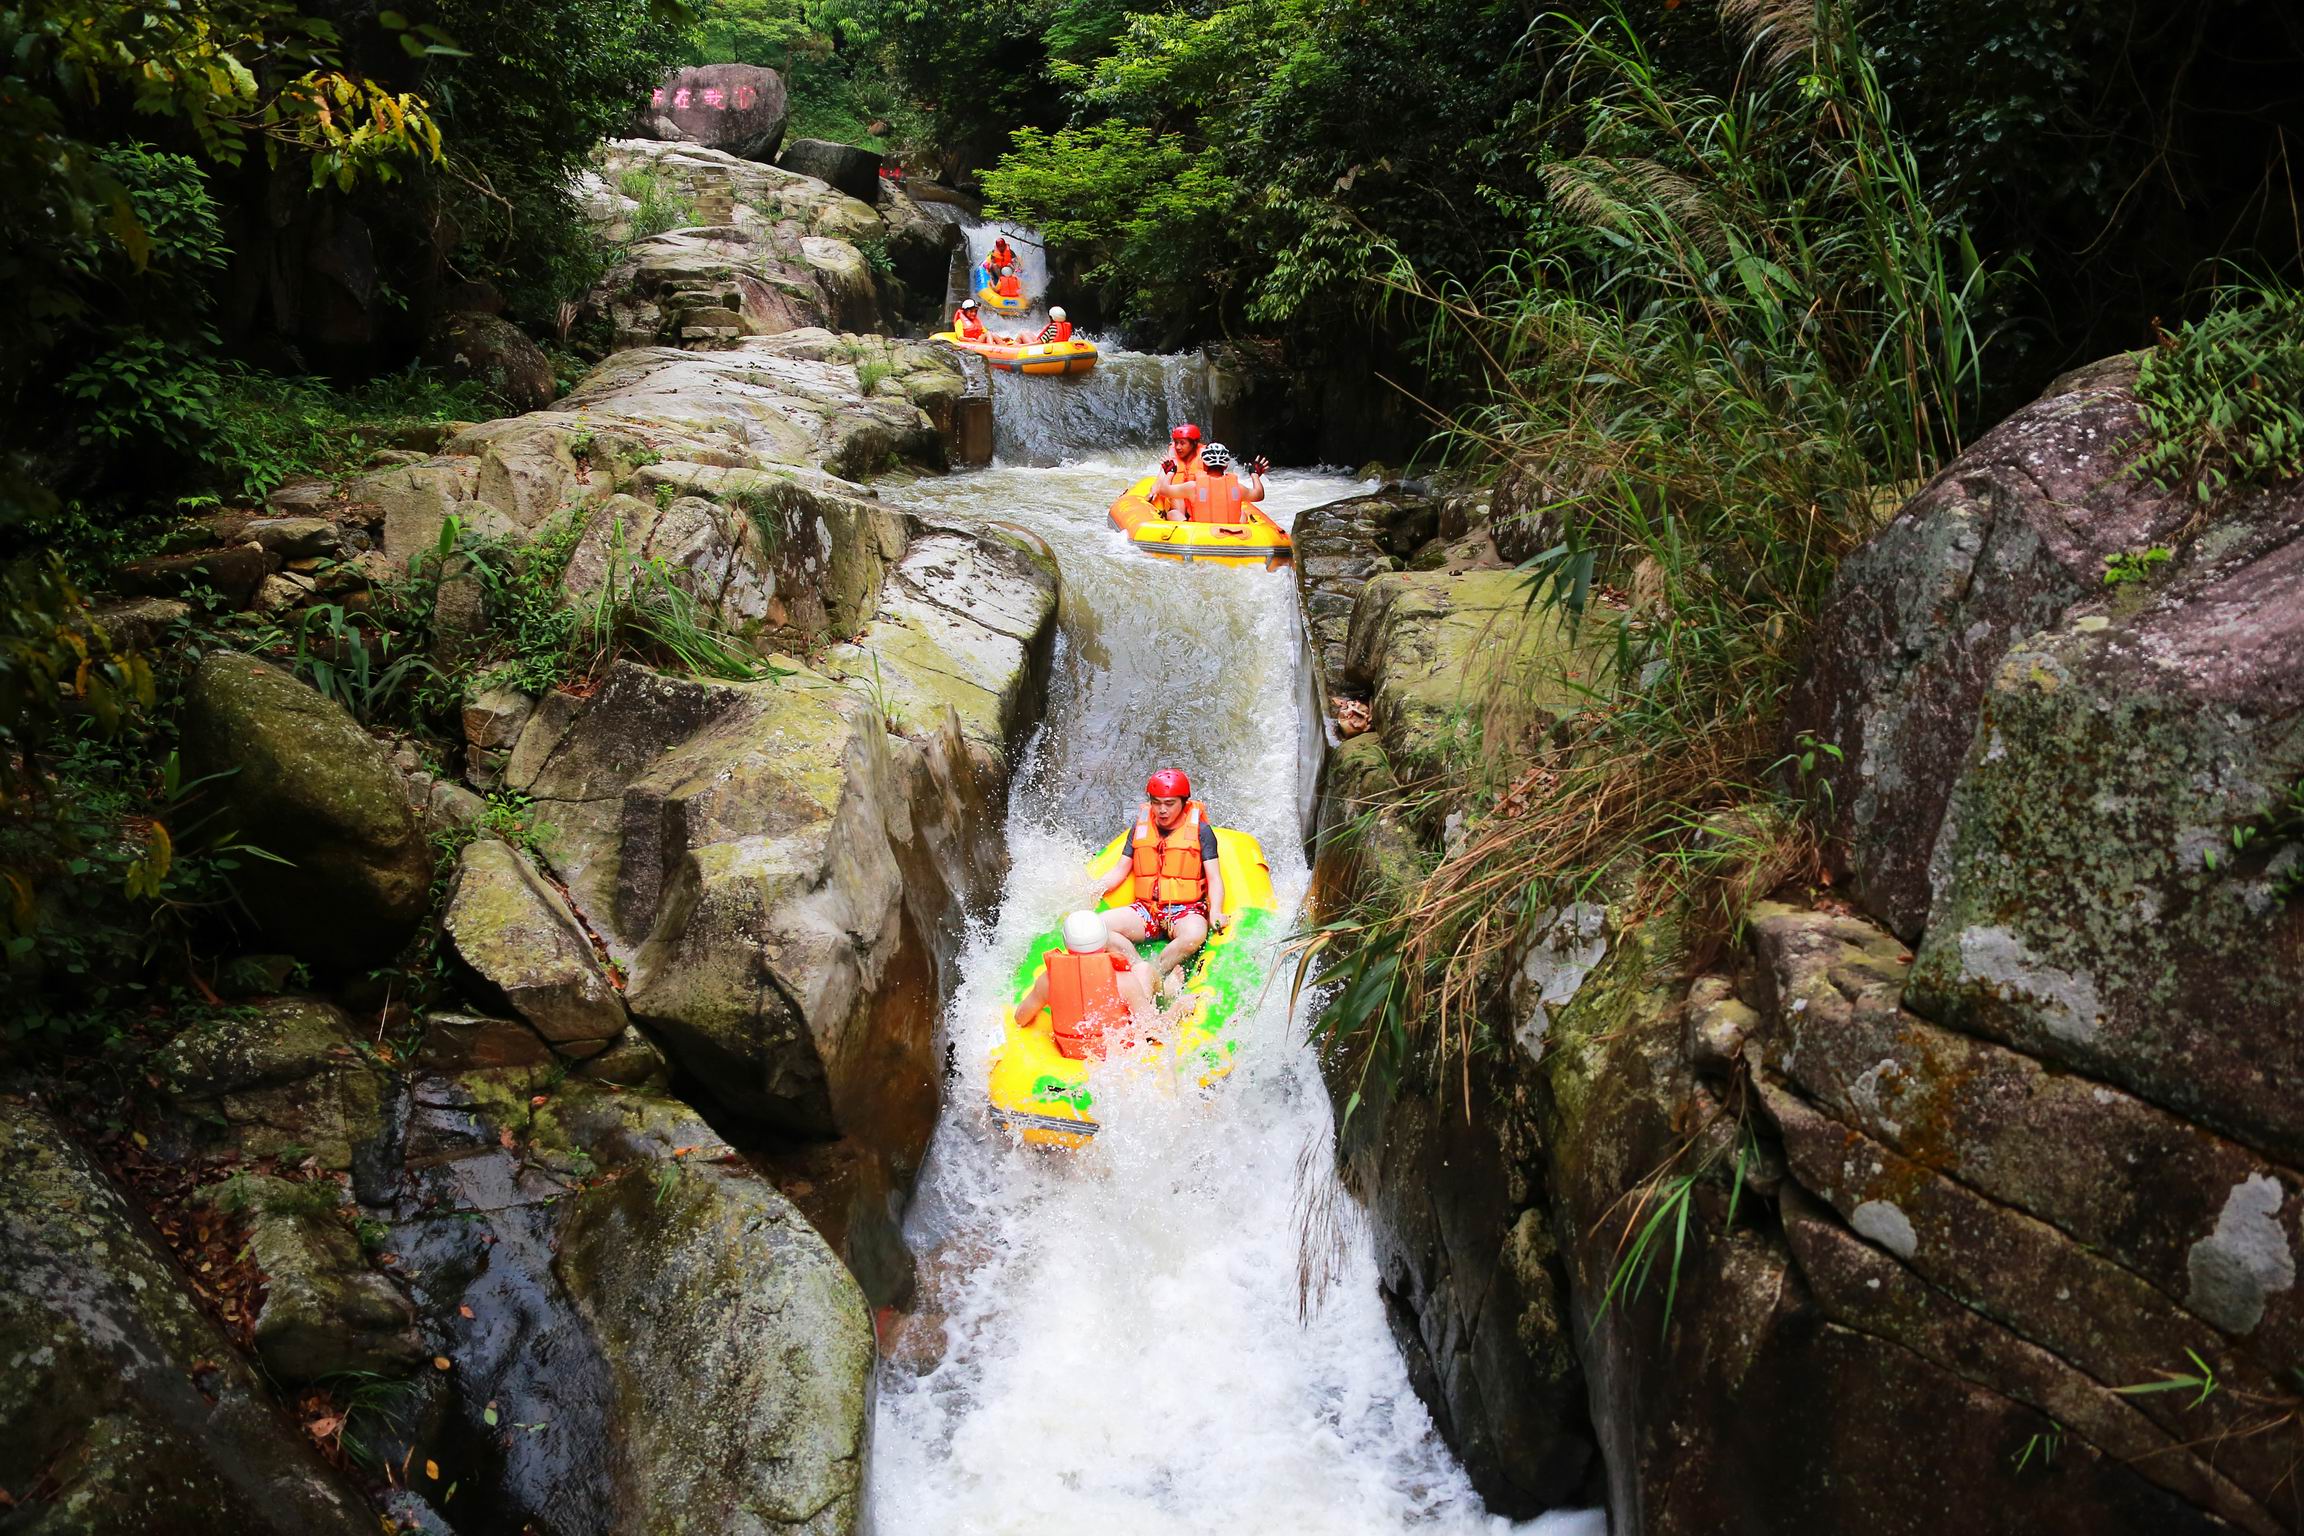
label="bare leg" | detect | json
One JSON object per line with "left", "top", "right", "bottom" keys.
{"left": 1106, "top": 906, "right": 1153, "bottom": 945}
{"left": 1153, "top": 912, "right": 1210, "bottom": 981}
{"left": 1117, "top": 963, "right": 1159, "bottom": 1033}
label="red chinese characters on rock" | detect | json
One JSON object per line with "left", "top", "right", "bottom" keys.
{"left": 647, "top": 82, "right": 760, "bottom": 113}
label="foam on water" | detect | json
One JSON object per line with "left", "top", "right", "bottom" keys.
{"left": 865, "top": 455, "right": 1605, "bottom": 1536}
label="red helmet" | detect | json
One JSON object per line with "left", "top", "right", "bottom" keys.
{"left": 1170, "top": 423, "right": 1201, "bottom": 444}
{"left": 1146, "top": 767, "right": 1191, "bottom": 799}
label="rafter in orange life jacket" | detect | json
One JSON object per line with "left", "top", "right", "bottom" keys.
{"left": 1131, "top": 799, "right": 1210, "bottom": 905}
{"left": 1041, "top": 947, "right": 1131, "bottom": 1059}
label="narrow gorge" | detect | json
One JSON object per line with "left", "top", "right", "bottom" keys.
{"left": 4, "top": 9, "right": 2300, "bottom": 1536}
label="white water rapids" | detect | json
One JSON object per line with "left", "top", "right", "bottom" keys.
{"left": 861, "top": 364, "right": 1605, "bottom": 1534}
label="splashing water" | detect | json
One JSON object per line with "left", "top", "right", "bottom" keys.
{"left": 865, "top": 451, "right": 1605, "bottom": 1536}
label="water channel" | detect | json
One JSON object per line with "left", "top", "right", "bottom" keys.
{"left": 860, "top": 316, "right": 1605, "bottom": 1535}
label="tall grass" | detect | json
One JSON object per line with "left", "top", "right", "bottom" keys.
{"left": 1310, "top": 0, "right": 1995, "bottom": 1108}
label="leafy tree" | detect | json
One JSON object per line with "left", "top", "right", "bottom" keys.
{"left": 419, "top": 0, "right": 691, "bottom": 321}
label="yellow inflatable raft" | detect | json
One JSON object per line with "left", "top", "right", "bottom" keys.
{"left": 934, "top": 330, "right": 1098, "bottom": 376}
{"left": 1107, "top": 475, "right": 1293, "bottom": 565}
{"left": 986, "top": 825, "right": 1277, "bottom": 1148}
{"left": 977, "top": 283, "right": 1030, "bottom": 314}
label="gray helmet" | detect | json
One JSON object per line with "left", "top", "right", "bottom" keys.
{"left": 1200, "top": 442, "right": 1232, "bottom": 470}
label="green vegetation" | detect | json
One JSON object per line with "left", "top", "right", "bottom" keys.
{"left": 2102, "top": 546, "right": 2174, "bottom": 586}
{"left": 618, "top": 167, "right": 699, "bottom": 241}
{"left": 2132, "top": 283, "right": 2304, "bottom": 503}
{"left": 1306, "top": 0, "right": 1982, "bottom": 1093}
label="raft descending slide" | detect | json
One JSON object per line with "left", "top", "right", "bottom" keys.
{"left": 977, "top": 279, "right": 1030, "bottom": 314}
{"left": 934, "top": 329, "right": 1100, "bottom": 376}
{"left": 986, "top": 825, "right": 1277, "bottom": 1148}
{"left": 1107, "top": 476, "right": 1293, "bottom": 565}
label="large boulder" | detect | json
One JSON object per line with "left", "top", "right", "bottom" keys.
{"left": 778, "top": 137, "right": 884, "bottom": 202}
{"left": 180, "top": 653, "right": 433, "bottom": 970}
{"left": 204, "top": 1175, "right": 426, "bottom": 1384}
{"left": 584, "top": 142, "right": 884, "bottom": 348}
{"left": 153, "top": 996, "right": 395, "bottom": 1187}
{"left": 1792, "top": 354, "right": 2199, "bottom": 940}
{"left": 0, "top": 1101, "right": 376, "bottom": 1535}
{"left": 641, "top": 64, "right": 788, "bottom": 161}
{"left": 444, "top": 838, "right": 629, "bottom": 1058}
{"left": 386, "top": 1069, "right": 872, "bottom": 1534}
{"left": 558, "top": 1157, "right": 874, "bottom": 1534}
{"left": 876, "top": 181, "right": 965, "bottom": 326}
{"left": 420, "top": 312, "right": 556, "bottom": 414}
{"left": 1904, "top": 496, "right": 2304, "bottom": 1164}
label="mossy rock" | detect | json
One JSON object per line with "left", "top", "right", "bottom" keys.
{"left": 557, "top": 1160, "right": 873, "bottom": 1535}
{"left": 0, "top": 1103, "right": 375, "bottom": 1534}
{"left": 180, "top": 652, "right": 433, "bottom": 971}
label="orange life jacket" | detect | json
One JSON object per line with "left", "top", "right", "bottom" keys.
{"left": 1154, "top": 456, "right": 1204, "bottom": 512}
{"left": 1036, "top": 319, "right": 1073, "bottom": 343}
{"left": 955, "top": 310, "right": 987, "bottom": 340}
{"left": 1182, "top": 472, "right": 1245, "bottom": 523}
{"left": 996, "top": 271, "right": 1023, "bottom": 297}
{"left": 1131, "top": 800, "right": 1209, "bottom": 906}
{"left": 990, "top": 242, "right": 1015, "bottom": 269}
{"left": 1044, "top": 948, "right": 1130, "bottom": 1059}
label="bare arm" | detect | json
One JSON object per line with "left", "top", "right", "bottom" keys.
{"left": 1206, "top": 856, "right": 1228, "bottom": 930}
{"left": 1016, "top": 970, "right": 1049, "bottom": 1022}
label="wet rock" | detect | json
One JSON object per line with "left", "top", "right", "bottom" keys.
{"left": 421, "top": 312, "right": 556, "bottom": 413}
{"left": 877, "top": 181, "right": 964, "bottom": 326}
{"left": 574, "top": 1025, "right": 673, "bottom": 1089}
{"left": 202, "top": 1175, "right": 424, "bottom": 1383}
{"left": 180, "top": 652, "right": 433, "bottom": 969}
{"left": 1333, "top": 1062, "right": 1594, "bottom": 1516}
{"left": 0, "top": 1101, "right": 376, "bottom": 1535}
{"left": 778, "top": 137, "right": 884, "bottom": 201}
{"left": 153, "top": 996, "right": 393, "bottom": 1178}
{"left": 1290, "top": 488, "right": 1431, "bottom": 697}
{"left": 386, "top": 1072, "right": 870, "bottom": 1534}
{"left": 414, "top": 1010, "right": 557, "bottom": 1072}
{"left": 640, "top": 64, "right": 789, "bottom": 161}
{"left": 444, "top": 838, "right": 628, "bottom": 1057}
{"left": 559, "top": 1159, "right": 874, "bottom": 1534}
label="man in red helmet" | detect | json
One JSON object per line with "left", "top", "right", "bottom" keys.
{"left": 1152, "top": 424, "right": 1206, "bottom": 521}
{"left": 1104, "top": 767, "right": 1228, "bottom": 982}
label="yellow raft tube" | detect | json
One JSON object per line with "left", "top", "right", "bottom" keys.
{"left": 986, "top": 826, "right": 1277, "bottom": 1148}
{"left": 977, "top": 283, "right": 1030, "bottom": 315}
{"left": 1107, "top": 476, "right": 1293, "bottom": 566}
{"left": 934, "top": 330, "right": 1099, "bottom": 376}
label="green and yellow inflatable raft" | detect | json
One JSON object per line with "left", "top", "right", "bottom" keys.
{"left": 986, "top": 825, "right": 1277, "bottom": 1148}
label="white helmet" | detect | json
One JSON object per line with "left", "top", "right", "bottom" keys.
{"left": 961, "top": 298, "right": 978, "bottom": 311}
{"left": 1061, "top": 910, "right": 1108, "bottom": 954}
{"left": 1049, "top": 306, "right": 1067, "bottom": 321}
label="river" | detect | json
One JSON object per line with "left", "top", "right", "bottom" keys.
{"left": 859, "top": 338, "right": 1605, "bottom": 1535}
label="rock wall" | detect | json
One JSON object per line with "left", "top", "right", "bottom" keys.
{"left": 1300, "top": 361, "right": 2304, "bottom": 1533}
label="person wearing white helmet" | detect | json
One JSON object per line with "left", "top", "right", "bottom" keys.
{"left": 1035, "top": 305, "right": 1073, "bottom": 345}
{"left": 952, "top": 295, "right": 989, "bottom": 342}
{"left": 1172, "top": 442, "right": 1268, "bottom": 523}
{"left": 1011, "top": 908, "right": 1159, "bottom": 1060}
